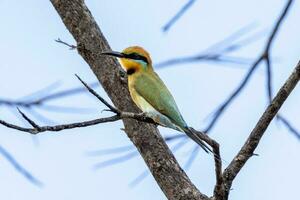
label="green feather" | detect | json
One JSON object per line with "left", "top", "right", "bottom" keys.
{"left": 133, "top": 70, "right": 188, "bottom": 131}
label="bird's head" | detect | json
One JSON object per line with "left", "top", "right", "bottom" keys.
{"left": 101, "top": 46, "right": 152, "bottom": 75}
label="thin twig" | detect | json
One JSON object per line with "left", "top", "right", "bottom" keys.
{"left": 55, "top": 38, "right": 77, "bottom": 50}
{"left": 265, "top": 56, "right": 273, "bottom": 102}
{"left": 0, "top": 82, "right": 99, "bottom": 109}
{"left": 0, "top": 145, "right": 43, "bottom": 186}
{"left": 162, "top": 0, "right": 196, "bottom": 32}
{"left": 277, "top": 114, "right": 300, "bottom": 140}
{"left": 0, "top": 77, "right": 150, "bottom": 133}
{"left": 75, "top": 74, "right": 118, "bottom": 113}
{"left": 172, "top": 2, "right": 296, "bottom": 179}
{"left": 204, "top": 0, "right": 294, "bottom": 134}
{"left": 0, "top": 76, "right": 154, "bottom": 134}
{"left": 86, "top": 145, "right": 134, "bottom": 156}
{"left": 184, "top": 145, "right": 200, "bottom": 170}
{"left": 93, "top": 151, "right": 137, "bottom": 169}
{"left": 17, "top": 108, "right": 41, "bottom": 130}
{"left": 157, "top": 25, "right": 261, "bottom": 68}
{"left": 204, "top": 57, "right": 263, "bottom": 133}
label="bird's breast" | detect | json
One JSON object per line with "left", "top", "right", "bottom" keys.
{"left": 128, "top": 85, "right": 153, "bottom": 112}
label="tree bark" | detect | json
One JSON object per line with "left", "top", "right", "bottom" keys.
{"left": 50, "top": 0, "right": 207, "bottom": 199}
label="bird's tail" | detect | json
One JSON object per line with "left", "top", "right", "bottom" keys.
{"left": 183, "top": 127, "right": 212, "bottom": 154}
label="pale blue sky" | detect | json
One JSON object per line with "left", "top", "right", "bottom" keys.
{"left": 0, "top": 0, "right": 299, "bottom": 200}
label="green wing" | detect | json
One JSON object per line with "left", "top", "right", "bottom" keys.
{"left": 134, "top": 71, "right": 187, "bottom": 130}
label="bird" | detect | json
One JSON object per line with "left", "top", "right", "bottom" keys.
{"left": 101, "top": 46, "right": 211, "bottom": 153}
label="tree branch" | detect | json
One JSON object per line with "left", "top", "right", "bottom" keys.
{"left": 157, "top": 24, "right": 260, "bottom": 69}
{"left": 0, "top": 75, "right": 158, "bottom": 134}
{"left": 203, "top": 0, "right": 294, "bottom": 135}
{"left": 0, "top": 145, "right": 43, "bottom": 186}
{"left": 162, "top": 0, "right": 196, "bottom": 32}
{"left": 190, "top": 128, "right": 223, "bottom": 199}
{"left": 0, "top": 81, "right": 99, "bottom": 117}
{"left": 1, "top": 73, "right": 222, "bottom": 199}
{"left": 222, "top": 60, "right": 300, "bottom": 198}
{"left": 0, "top": 0, "right": 296, "bottom": 199}
{"left": 170, "top": 1, "right": 296, "bottom": 176}
{"left": 40, "top": 2, "right": 212, "bottom": 198}
{"left": 277, "top": 114, "right": 300, "bottom": 140}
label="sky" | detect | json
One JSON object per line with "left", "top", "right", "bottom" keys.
{"left": 0, "top": 0, "right": 299, "bottom": 199}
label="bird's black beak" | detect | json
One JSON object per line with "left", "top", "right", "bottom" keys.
{"left": 101, "top": 51, "right": 125, "bottom": 58}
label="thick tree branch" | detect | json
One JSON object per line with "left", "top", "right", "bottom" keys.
{"left": 222, "top": 60, "right": 300, "bottom": 198}
{"left": 48, "top": 1, "right": 209, "bottom": 199}
{"left": 0, "top": 0, "right": 296, "bottom": 199}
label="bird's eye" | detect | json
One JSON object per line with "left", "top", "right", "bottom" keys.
{"left": 127, "top": 53, "right": 148, "bottom": 64}
{"left": 127, "top": 68, "right": 136, "bottom": 75}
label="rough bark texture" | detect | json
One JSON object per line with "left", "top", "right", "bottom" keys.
{"left": 50, "top": 0, "right": 207, "bottom": 199}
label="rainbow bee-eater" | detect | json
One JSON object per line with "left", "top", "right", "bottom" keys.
{"left": 101, "top": 46, "right": 210, "bottom": 153}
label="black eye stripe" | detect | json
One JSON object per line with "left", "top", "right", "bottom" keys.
{"left": 126, "top": 53, "right": 148, "bottom": 64}
{"left": 127, "top": 68, "right": 136, "bottom": 75}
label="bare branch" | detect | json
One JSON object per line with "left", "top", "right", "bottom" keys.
{"left": 277, "top": 114, "right": 300, "bottom": 140}
{"left": 0, "top": 75, "right": 220, "bottom": 200}
{"left": 17, "top": 108, "right": 41, "bottom": 129}
{"left": 157, "top": 24, "right": 262, "bottom": 69}
{"left": 223, "top": 60, "right": 300, "bottom": 198}
{"left": 0, "top": 81, "right": 99, "bottom": 112}
{"left": 0, "top": 114, "right": 120, "bottom": 134}
{"left": 0, "top": 0, "right": 296, "bottom": 199}
{"left": 204, "top": 0, "right": 294, "bottom": 135}
{"left": 190, "top": 128, "right": 223, "bottom": 198}
{"left": 55, "top": 38, "right": 77, "bottom": 50}
{"left": 184, "top": 146, "right": 200, "bottom": 170}
{"left": 265, "top": 56, "right": 273, "bottom": 102}
{"left": 161, "top": 0, "right": 295, "bottom": 149}
{"left": 156, "top": 55, "right": 253, "bottom": 69}
{"left": 93, "top": 151, "right": 137, "bottom": 169}
{"left": 48, "top": 4, "right": 203, "bottom": 197}
{"left": 204, "top": 56, "right": 263, "bottom": 133}
{"left": 262, "top": 0, "right": 297, "bottom": 139}
{"left": 129, "top": 170, "right": 149, "bottom": 187}
{"left": 91, "top": 135, "right": 190, "bottom": 187}
{"left": 162, "top": 0, "right": 196, "bottom": 32}
{"left": 75, "top": 74, "right": 119, "bottom": 113}
{"left": 86, "top": 145, "right": 134, "bottom": 156}
{"left": 0, "top": 91, "right": 155, "bottom": 135}
{"left": 0, "top": 145, "right": 43, "bottom": 186}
